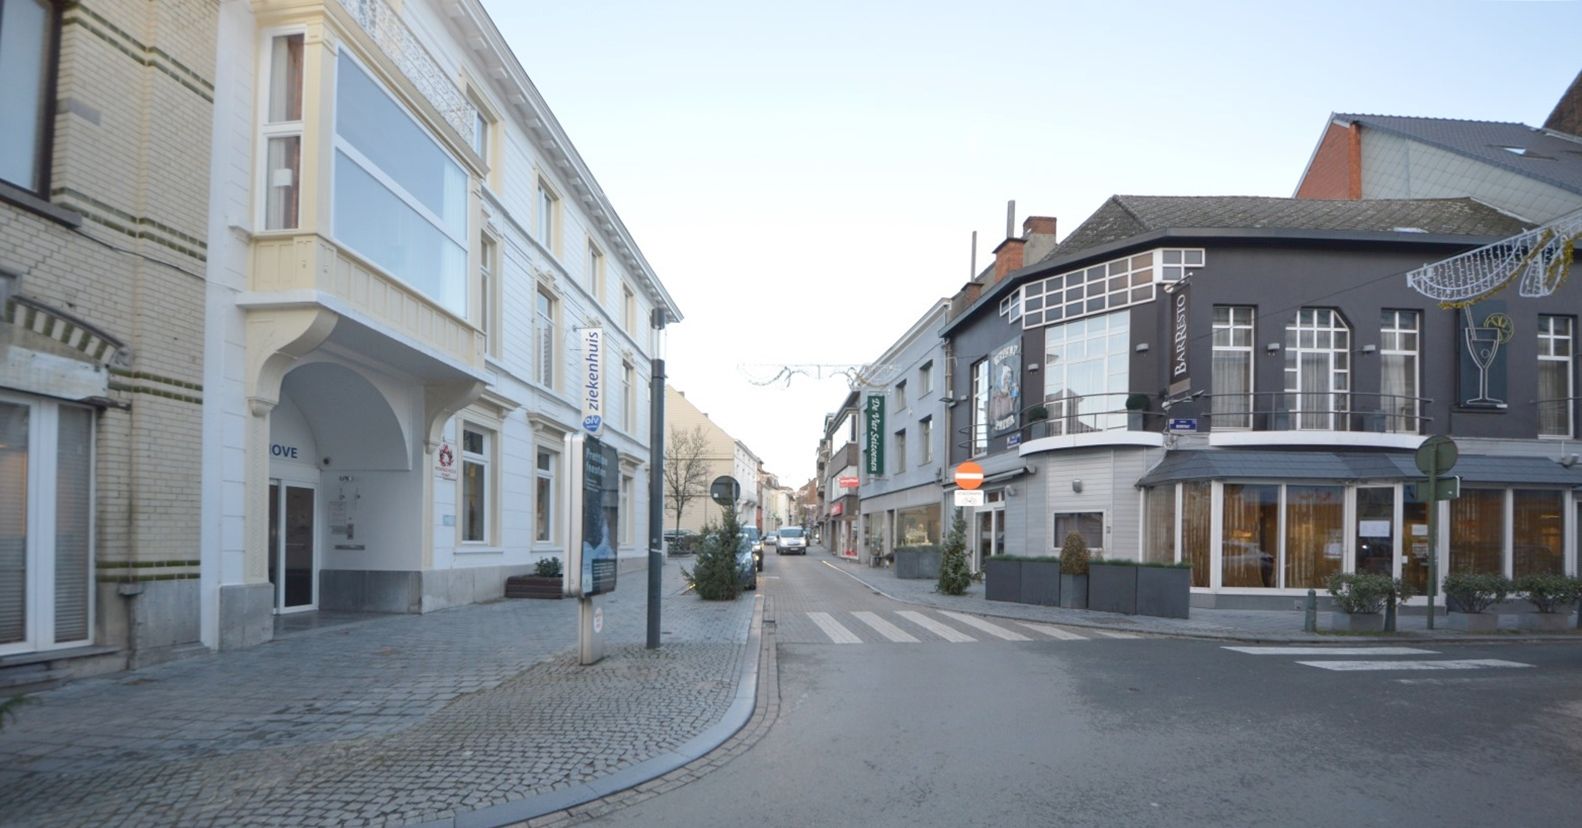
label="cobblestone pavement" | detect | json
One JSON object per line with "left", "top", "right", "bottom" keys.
{"left": 824, "top": 548, "right": 1582, "bottom": 643}
{"left": 0, "top": 561, "right": 756, "bottom": 827}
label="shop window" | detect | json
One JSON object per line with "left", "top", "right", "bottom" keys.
{"left": 260, "top": 32, "right": 304, "bottom": 229}
{"left": 1379, "top": 310, "right": 1420, "bottom": 433}
{"left": 1044, "top": 309, "right": 1129, "bottom": 434}
{"left": 1143, "top": 486, "right": 1175, "bottom": 565}
{"left": 535, "top": 448, "right": 558, "bottom": 544}
{"left": 1354, "top": 487, "right": 1395, "bottom": 577}
{"left": 1513, "top": 489, "right": 1564, "bottom": 577}
{"left": 1221, "top": 484, "right": 1278, "bottom": 588}
{"left": 895, "top": 505, "right": 939, "bottom": 547}
{"left": 1212, "top": 306, "right": 1254, "bottom": 430}
{"left": 1182, "top": 482, "right": 1210, "bottom": 587}
{"left": 460, "top": 424, "right": 493, "bottom": 544}
{"left": 333, "top": 51, "right": 468, "bottom": 316}
{"left": 1537, "top": 315, "right": 1574, "bottom": 437}
{"left": 1284, "top": 309, "right": 1350, "bottom": 430}
{"left": 1053, "top": 512, "right": 1103, "bottom": 552}
{"left": 1283, "top": 485, "right": 1344, "bottom": 589}
{"left": 1449, "top": 489, "right": 1503, "bottom": 575}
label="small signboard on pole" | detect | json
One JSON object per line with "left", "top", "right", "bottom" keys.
{"left": 953, "top": 490, "right": 985, "bottom": 507}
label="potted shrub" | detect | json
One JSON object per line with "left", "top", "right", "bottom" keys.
{"left": 1441, "top": 572, "right": 1512, "bottom": 633}
{"left": 1513, "top": 573, "right": 1581, "bottom": 631}
{"left": 985, "top": 555, "right": 1022, "bottom": 603}
{"left": 1135, "top": 561, "right": 1192, "bottom": 619}
{"left": 1026, "top": 405, "right": 1050, "bottom": 439}
{"left": 1088, "top": 557, "right": 1139, "bottom": 615}
{"left": 893, "top": 544, "right": 942, "bottom": 580}
{"left": 1125, "top": 393, "right": 1150, "bottom": 431}
{"left": 1325, "top": 572, "right": 1398, "bottom": 633}
{"left": 1020, "top": 556, "right": 1062, "bottom": 606}
{"left": 1058, "top": 532, "right": 1089, "bottom": 609}
{"left": 505, "top": 556, "right": 565, "bottom": 599}
{"left": 936, "top": 513, "right": 971, "bottom": 596}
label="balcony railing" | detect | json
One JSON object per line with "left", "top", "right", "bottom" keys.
{"left": 1009, "top": 391, "right": 1431, "bottom": 443}
{"left": 336, "top": 0, "right": 477, "bottom": 146}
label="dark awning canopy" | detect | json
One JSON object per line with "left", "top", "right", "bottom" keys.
{"left": 1136, "top": 450, "right": 1582, "bottom": 488}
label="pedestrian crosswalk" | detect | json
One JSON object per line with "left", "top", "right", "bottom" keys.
{"left": 1223, "top": 645, "right": 1534, "bottom": 673}
{"left": 794, "top": 609, "right": 1135, "bottom": 645}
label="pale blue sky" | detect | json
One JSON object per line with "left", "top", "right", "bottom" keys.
{"left": 484, "top": 0, "right": 1581, "bottom": 485}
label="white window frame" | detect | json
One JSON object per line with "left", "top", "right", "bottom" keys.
{"left": 1538, "top": 315, "right": 1574, "bottom": 438}
{"left": 537, "top": 177, "right": 561, "bottom": 256}
{"left": 458, "top": 421, "right": 497, "bottom": 546}
{"left": 535, "top": 286, "right": 558, "bottom": 390}
{"left": 970, "top": 358, "right": 989, "bottom": 456}
{"left": 918, "top": 361, "right": 933, "bottom": 396}
{"left": 620, "top": 473, "right": 634, "bottom": 547}
{"left": 1020, "top": 248, "right": 1204, "bottom": 330}
{"left": 622, "top": 360, "right": 635, "bottom": 433}
{"left": 1379, "top": 309, "right": 1420, "bottom": 434}
{"left": 622, "top": 284, "right": 636, "bottom": 332}
{"left": 918, "top": 416, "right": 932, "bottom": 465}
{"left": 1212, "top": 305, "right": 1255, "bottom": 431}
{"left": 1043, "top": 309, "right": 1130, "bottom": 434}
{"left": 535, "top": 446, "right": 559, "bottom": 545}
{"left": 256, "top": 28, "right": 306, "bottom": 232}
{"left": 480, "top": 232, "right": 500, "bottom": 358}
{"left": 587, "top": 240, "right": 606, "bottom": 304}
{"left": 894, "top": 380, "right": 907, "bottom": 412}
{"left": 1284, "top": 308, "right": 1351, "bottom": 431}
{"left": 1052, "top": 511, "right": 1105, "bottom": 555}
{"left": 893, "top": 429, "right": 906, "bottom": 474}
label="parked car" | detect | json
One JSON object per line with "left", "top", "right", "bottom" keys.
{"left": 740, "top": 527, "right": 763, "bottom": 571}
{"left": 776, "top": 526, "right": 807, "bottom": 555}
{"left": 736, "top": 535, "right": 757, "bottom": 591}
{"left": 765, "top": 532, "right": 779, "bottom": 547}
{"left": 664, "top": 529, "right": 699, "bottom": 556}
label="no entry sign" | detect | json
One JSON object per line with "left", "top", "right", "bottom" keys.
{"left": 954, "top": 461, "right": 984, "bottom": 490}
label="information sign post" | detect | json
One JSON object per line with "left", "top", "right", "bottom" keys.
{"left": 566, "top": 432, "right": 620, "bottom": 665}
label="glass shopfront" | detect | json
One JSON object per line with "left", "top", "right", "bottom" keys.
{"left": 895, "top": 505, "right": 940, "bottom": 548}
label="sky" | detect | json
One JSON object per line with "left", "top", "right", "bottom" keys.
{"left": 482, "top": 0, "right": 1582, "bottom": 486}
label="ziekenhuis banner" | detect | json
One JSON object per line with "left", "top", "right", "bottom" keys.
{"left": 864, "top": 394, "right": 884, "bottom": 476}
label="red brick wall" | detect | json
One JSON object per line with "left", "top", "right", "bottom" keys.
{"left": 1295, "top": 122, "right": 1361, "bottom": 199}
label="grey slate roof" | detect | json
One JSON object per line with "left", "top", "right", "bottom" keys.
{"left": 1336, "top": 113, "right": 1582, "bottom": 197}
{"left": 1043, "top": 195, "right": 1530, "bottom": 262}
{"left": 1136, "top": 450, "right": 1582, "bottom": 488}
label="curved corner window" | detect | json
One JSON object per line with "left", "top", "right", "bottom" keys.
{"left": 332, "top": 51, "right": 467, "bottom": 317}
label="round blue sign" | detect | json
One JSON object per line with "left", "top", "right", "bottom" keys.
{"left": 582, "top": 414, "right": 602, "bottom": 434}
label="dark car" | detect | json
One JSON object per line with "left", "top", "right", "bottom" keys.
{"left": 740, "top": 527, "right": 763, "bottom": 571}
{"left": 736, "top": 535, "right": 757, "bottom": 591}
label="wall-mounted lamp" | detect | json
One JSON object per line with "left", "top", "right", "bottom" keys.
{"left": 1027, "top": 363, "right": 1040, "bottom": 372}
{"left": 1360, "top": 344, "right": 1378, "bottom": 355}
{"left": 1135, "top": 343, "right": 1150, "bottom": 353}
{"left": 1004, "top": 486, "right": 1017, "bottom": 497}
{"left": 1265, "top": 343, "right": 1281, "bottom": 354}
{"left": 1071, "top": 479, "right": 1083, "bottom": 493}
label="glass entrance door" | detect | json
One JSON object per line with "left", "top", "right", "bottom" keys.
{"left": 974, "top": 508, "right": 1002, "bottom": 572}
{"left": 1355, "top": 487, "right": 1395, "bottom": 576}
{"left": 267, "top": 481, "right": 316, "bottom": 612}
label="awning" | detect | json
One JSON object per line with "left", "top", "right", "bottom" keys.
{"left": 1135, "top": 449, "right": 1582, "bottom": 488}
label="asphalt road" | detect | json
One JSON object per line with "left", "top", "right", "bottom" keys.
{"left": 595, "top": 551, "right": 1582, "bottom": 828}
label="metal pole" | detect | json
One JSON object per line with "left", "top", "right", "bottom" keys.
{"left": 1426, "top": 455, "right": 1438, "bottom": 631}
{"left": 1303, "top": 588, "right": 1317, "bottom": 633}
{"left": 647, "top": 310, "right": 667, "bottom": 649}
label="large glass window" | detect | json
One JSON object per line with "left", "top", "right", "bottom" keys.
{"left": 1019, "top": 249, "right": 1201, "bottom": 329}
{"left": 895, "top": 506, "right": 940, "bottom": 547}
{"left": 1379, "top": 310, "right": 1420, "bottom": 433}
{"left": 1354, "top": 486, "right": 1395, "bottom": 577}
{"left": 333, "top": 51, "right": 468, "bottom": 316}
{"left": 1513, "top": 490, "right": 1564, "bottom": 577}
{"left": 1284, "top": 485, "right": 1344, "bottom": 589}
{"left": 1043, "top": 309, "right": 1129, "bottom": 434}
{"left": 1222, "top": 484, "right": 1278, "bottom": 588}
{"left": 461, "top": 425, "right": 491, "bottom": 544}
{"left": 0, "top": 0, "right": 57, "bottom": 194}
{"left": 535, "top": 448, "right": 557, "bottom": 544}
{"left": 1284, "top": 309, "right": 1350, "bottom": 430}
{"left": 1449, "top": 489, "right": 1503, "bottom": 575}
{"left": 1212, "top": 306, "right": 1254, "bottom": 430}
{"left": 623, "top": 285, "right": 636, "bottom": 332}
{"left": 536, "top": 289, "right": 557, "bottom": 389}
{"left": 261, "top": 33, "right": 304, "bottom": 230}
{"left": 1402, "top": 491, "right": 1430, "bottom": 594}
{"left": 1537, "top": 315, "right": 1574, "bottom": 437}
{"left": 1054, "top": 512, "right": 1103, "bottom": 552}
{"left": 970, "top": 358, "right": 988, "bottom": 455}
{"left": 1144, "top": 486, "right": 1176, "bottom": 565}
{"left": 1183, "top": 481, "right": 1210, "bottom": 587}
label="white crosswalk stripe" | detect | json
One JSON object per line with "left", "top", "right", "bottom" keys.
{"left": 850, "top": 611, "right": 920, "bottom": 643}
{"left": 1224, "top": 646, "right": 1438, "bottom": 656}
{"left": 1296, "top": 659, "right": 1533, "bottom": 672}
{"left": 1090, "top": 630, "right": 1139, "bottom": 639}
{"left": 895, "top": 610, "right": 976, "bottom": 643}
{"left": 807, "top": 611, "right": 863, "bottom": 644}
{"left": 1016, "top": 622, "right": 1089, "bottom": 641}
{"left": 938, "top": 611, "right": 1031, "bottom": 641}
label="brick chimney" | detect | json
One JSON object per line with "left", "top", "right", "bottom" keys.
{"left": 991, "top": 237, "right": 1025, "bottom": 283}
{"left": 1022, "top": 216, "right": 1058, "bottom": 263}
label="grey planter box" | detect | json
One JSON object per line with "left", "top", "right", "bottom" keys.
{"left": 984, "top": 558, "right": 1021, "bottom": 603}
{"left": 1135, "top": 566, "right": 1190, "bottom": 618}
{"left": 1021, "top": 560, "right": 1061, "bottom": 606}
{"left": 1059, "top": 574, "right": 1088, "bottom": 609}
{"left": 1517, "top": 612, "right": 1573, "bottom": 631}
{"left": 1329, "top": 611, "right": 1384, "bottom": 633}
{"left": 1088, "top": 563, "right": 1138, "bottom": 615}
{"left": 894, "top": 547, "right": 942, "bottom": 580}
{"left": 1446, "top": 612, "right": 1501, "bottom": 633}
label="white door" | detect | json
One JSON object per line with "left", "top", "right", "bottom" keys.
{"left": 267, "top": 480, "right": 317, "bottom": 612}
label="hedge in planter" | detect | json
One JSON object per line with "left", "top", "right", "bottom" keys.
{"left": 984, "top": 557, "right": 1022, "bottom": 603}
{"left": 1088, "top": 559, "right": 1138, "bottom": 615}
{"left": 1442, "top": 572, "right": 1511, "bottom": 633}
{"left": 1020, "top": 557, "right": 1061, "bottom": 606}
{"left": 1058, "top": 532, "right": 1089, "bottom": 610}
{"left": 1325, "top": 572, "right": 1409, "bottom": 633}
{"left": 1514, "top": 574, "right": 1581, "bottom": 631}
{"left": 893, "top": 545, "right": 943, "bottom": 580}
{"left": 1135, "top": 562, "right": 1192, "bottom": 619}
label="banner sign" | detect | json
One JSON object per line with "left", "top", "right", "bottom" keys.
{"left": 1168, "top": 282, "right": 1191, "bottom": 396}
{"left": 838, "top": 475, "right": 859, "bottom": 489}
{"left": 864, "top": 394, "right": 885, "bottom": 475}
{"left": 581, "top": 327, "right": 604, "bottom": 434}
{"left": 577, "top": 434, "right": 619, "bottom": 597}
{"left": 1457, "top": 300, "right": 1510, "bottom": 409}
{"left": 989, "top": 337, "right": 1022, "bottom": 436}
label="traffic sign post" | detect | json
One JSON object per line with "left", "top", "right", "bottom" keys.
{"left": 1414, "top": 436, "right": 1460, "bottom": 630}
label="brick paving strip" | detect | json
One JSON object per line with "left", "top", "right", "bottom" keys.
{"left": 0, "top": 564, "right": 761, "bottom": 827}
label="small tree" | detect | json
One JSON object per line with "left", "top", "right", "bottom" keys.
{"left": 937, "top": 511, "right": 971, "bottom": 595}
{"left": 663, "top": 425, "right": 712, "bottom": 541}
{"left": 684, "top": 506, "right": 743, "bottom": 600}
{"left": 1059, "top": 532, "right": 1090, "bottom": 575}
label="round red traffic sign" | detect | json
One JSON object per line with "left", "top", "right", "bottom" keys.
{"left": 955, "top": 461, "right": 984, "bottom": 490}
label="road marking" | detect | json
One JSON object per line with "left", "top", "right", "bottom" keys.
{"left": 806, "top": 612, "right": 863, "bottom": 644}
{"left": 896, "top": 611, "right": 976, "bottom": 643}
{"left": 1090, "top": 630, "right": 1139, "bottom": 639}
{"left": 1295, "top": 659, "right": 1533, "bottom": 672}
{"left": 851, "top": 611, "right": 919, "bottom": 643}
{"left": 938, "top": 611, "right": 1031, "bottom": 641}
{"left": 1224, "top": 646, "right": 1438, "bottom": 656}
{"left": 1016, "top": 621, "right": 1088, "bottom": 641}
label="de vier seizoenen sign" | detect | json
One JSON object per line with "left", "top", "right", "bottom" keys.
{"left": 863, "top": 394, "right": 885, "bottom": 476}
{"left": 581, "top": 327, "right": 604, "bottom": 435}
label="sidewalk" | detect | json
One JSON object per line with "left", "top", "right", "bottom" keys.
{"left": 0, "top": 561, "right": 759, "bottom": 828}
{"left": 818, "top": 547, "right": 1582, "bottom": 644}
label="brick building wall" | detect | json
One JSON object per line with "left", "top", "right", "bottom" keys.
{"left": 1294, "top": 121, "right": 1360, "bottom": 199}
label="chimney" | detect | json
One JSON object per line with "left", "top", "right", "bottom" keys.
{"left": 1022, "top": 216, "right": 1058, "bottom": 263}
{"left": 992, "top": 236, "right": 1025, "bottom": 283}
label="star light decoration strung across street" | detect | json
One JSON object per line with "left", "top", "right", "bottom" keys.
{"left": 1405, "top": 209, "right": 1582, "bottom": 306}
{"left": 738, "top": 363, "right": 905, "bottom": 390}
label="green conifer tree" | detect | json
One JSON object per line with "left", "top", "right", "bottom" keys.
{"left": 684, "top": 506, "right": 744, "bottom": 600}
{"left": 937, "top": 511, "right": 971, "bottom": 595}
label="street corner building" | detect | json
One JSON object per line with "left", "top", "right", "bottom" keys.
{"left": 937, "top": 196, "right": 1582, "bottom": 608}
{"left": 1, "top": 0, "right": 680, "bottom": 683}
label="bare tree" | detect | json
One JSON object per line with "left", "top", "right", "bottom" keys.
{"left": 663, "top": 425, "right": 712, "bottom": 542}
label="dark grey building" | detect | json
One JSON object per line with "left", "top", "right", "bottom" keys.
{"left": 943, "top": 195, "right": 1581, "bottom": 608}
